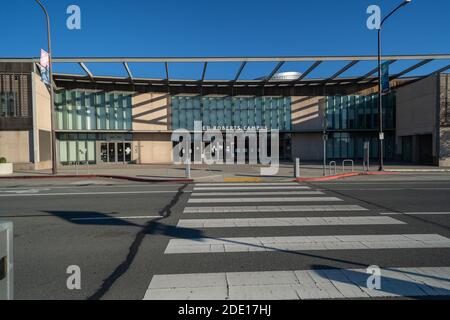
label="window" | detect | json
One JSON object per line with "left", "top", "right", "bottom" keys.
{"left": 55, "top": 90, "right": 132, "bottom": 130}
{"left": 171, "top": 96, "right": 291, "bottom": 131}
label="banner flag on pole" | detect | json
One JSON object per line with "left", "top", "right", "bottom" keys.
{"left": 381, "top": 61, "right": 390, "bottom": 93}
{"left": 39, "top": 49, "right": 51, "bottom": 85}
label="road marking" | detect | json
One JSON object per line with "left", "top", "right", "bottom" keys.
{"left": 0, "top": 190, "right": 185, "bottom": 197}
{"left": 223, "top": 177, "right": 262, "bottom": 183}
{"left": 144, "top": 267, "right": 450, "bottom": 300}
{"left": 177, "top": 216, "right": 405, "bottom": 228}
{"left": 194, "top": 186, "right": 311, "bottom": 191}
{"left": 2, "top": 188, "right": 51, "bottom": 194}
{"left": 192, "top": 191, "right": 324, "bottom": 196}
{"left": 70, "top": 215, "right": 161, "bottom": 221}
{"left": 183, "top": 204, "right": 368, "bottom": 214}
{"left": 320, "top": 188, "right": 450, "bottom": 191}
{"left": 164, "top": 234, "right": 450, "bottom": 254}
{"left": 0, "top": 184, "right": 185, "bottom": 191}
{"left": 380, "top": 212, "right": 450, "bottom": 216}
{"left": 196, "top": 183, "right": 301, "bottom": 186}
{"left": 188, "top": 197, "right": 342, "bottom": 204}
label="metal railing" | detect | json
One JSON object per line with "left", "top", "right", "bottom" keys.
{"left": 342, "top": 160, "right": 354, "bottom": 173}
{"left": 329, "top": 161, "right": 337, "bottom": 176}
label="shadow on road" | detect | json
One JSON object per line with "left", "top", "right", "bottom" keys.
{"left": 310, "top": 264, "right": 450, "bottom": 299}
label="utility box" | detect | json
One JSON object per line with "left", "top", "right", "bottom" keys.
{"left": 0, "top": 221, "right": 13, "bottom": 300}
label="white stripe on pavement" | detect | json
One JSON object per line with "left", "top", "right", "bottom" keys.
{"left": 177, "top": 216, "right": 405, "bottom": 228}
{"left": 194, "top": 186, "right": 311, "bottom": 191}
{"left": 0, "top": 190, "right": 184, "bottom": 197}
{"left": 380, "top": 212, "right": 450, "bottom": 216}
{"left": 70, "top": 215, "right": 161, "bottom": 221}
{"left": 188, "top": 197, "right": 342, "bottom": 204}
{"left": 183, "top": 204, "right": 368, "bottom": 214}
{"left": 164, "top": 234, "right": 450, "bottom": 254}
{"left": 144, "top": 267, "right": 450, "bottom": 300}
{"left": 192, "top": 191, "right": 324, "bottom": 196}
{"left": 195, "top": 183, "right": 301, "bottom": 186}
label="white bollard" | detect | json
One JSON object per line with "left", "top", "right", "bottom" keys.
{"left": 185, "top": 159, "right": 191, "bottom": 179}
{"left": 294, "top": 158, "right": 300, "bottom": 178}
{"left": 0, "top": 221, "right": 13, "bottom": 300}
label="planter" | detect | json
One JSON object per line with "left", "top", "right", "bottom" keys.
{"left": 0, "top": 163, "right": 13, "bottom": 175}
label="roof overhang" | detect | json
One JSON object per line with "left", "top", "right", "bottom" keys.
{"left": 1, "top": 54, "right": 449, "bottom": 96}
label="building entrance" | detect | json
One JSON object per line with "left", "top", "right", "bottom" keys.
{"left": 99, "top": 142, "right": 132, "bottom": 164}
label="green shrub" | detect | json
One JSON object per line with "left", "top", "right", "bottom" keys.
{"left": 0, "top": 157, "right": 7, "bottom": 164}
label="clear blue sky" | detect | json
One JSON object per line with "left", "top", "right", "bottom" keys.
{"left": 1, "top": 0, "right": 449, "bottom": 80}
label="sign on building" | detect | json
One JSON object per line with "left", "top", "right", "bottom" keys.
{"left": 39, "top": 49, "right": 51, "bottom": 86}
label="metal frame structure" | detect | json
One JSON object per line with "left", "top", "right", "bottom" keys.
{"left": 1, "top": 54, "right": 449, "bottom": 96}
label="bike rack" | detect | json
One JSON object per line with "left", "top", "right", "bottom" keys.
{"left": 329, "top": 161, "right": 337, "bottom": 176}
{"left": 342, "top": 159, "right": 354, "bottom": 173}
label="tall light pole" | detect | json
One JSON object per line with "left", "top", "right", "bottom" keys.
{"left": 377, "top": 0, "right": 411, "bottom": 171}
{"left": 35, "top": 0, "right": 58, "bottom": 174}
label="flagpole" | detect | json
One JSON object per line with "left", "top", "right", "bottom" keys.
{"left": 35, "top": 0, "right": 58, "bottom": 174}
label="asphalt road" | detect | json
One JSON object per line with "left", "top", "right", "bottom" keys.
{"left": 1, "top": 176, "right": 450, "bottom": 300}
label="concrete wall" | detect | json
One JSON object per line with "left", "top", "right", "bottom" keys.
{"left": 132, "top": 93, "right": 170, "bottom": 131}
{"left": 395, "top": 75, "right": 438, "bottom": 164}
{"left": 290, "top": 96, "right": 324, "bottom": 161}
{"left": 133, "top": 133, "right": 173, "bottom": 164}
{"left": 30, "top": 73, "right": 53, "bottom": 170}
{"left": 439, "top": 74, "right": 450, "bottom": 166}
{"left": 291, "top": 132, "right": 323, "bottom": 161}
{"left": 0, "top": 130, "right": 30, "bottom": 163}
{"left": 291, "top": 96, "right": 324, "bottom": 132}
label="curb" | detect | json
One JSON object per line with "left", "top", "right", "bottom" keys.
{"left": 293, "top": 171, "right": 400, "bottom": 182}
{"left": 385, "top": 169, "right": 450, "bottom": 172}
{"left": 0, "top": 174, "right": 193, "bottom": 184}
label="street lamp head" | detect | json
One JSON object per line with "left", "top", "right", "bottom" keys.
{"left": 404, "top": 0, "right": 412, "bottom": 5}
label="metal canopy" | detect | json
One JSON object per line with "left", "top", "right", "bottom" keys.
{"left": 2, "top": 54, "right": 449, "bottom": 96}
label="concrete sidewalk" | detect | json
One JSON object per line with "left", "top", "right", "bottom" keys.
{"left": 4, "top": 162, "right": 450, "bottom": 183}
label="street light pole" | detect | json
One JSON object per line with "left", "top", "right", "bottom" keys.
{"left": 34, "top": 0, "right": 58, "bottom": 175}
{"left": 377, "top": 0, "right": 411, "bottom": 171}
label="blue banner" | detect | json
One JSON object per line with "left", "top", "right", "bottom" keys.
{"left": 381, "top": 61, "right": 390, "bottom": 93}
{"left": 39, "top": 65, "right": 51, "bottom": 86}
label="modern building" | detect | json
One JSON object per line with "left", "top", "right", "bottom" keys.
{"left": 0, "top": 55, "right": 449, "bottom": 170}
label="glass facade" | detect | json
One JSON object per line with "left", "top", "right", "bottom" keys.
{"left": 326, "top": 94, "right": 395, "bottom": 131}
{"left": 325, "top": 94, "right": 396, "bottom": 160}
{"left": 55, "top": 90, "right": 132, "bottom": 131}
{"left": 57, "top": 133, "right": 133, "bottom": 165}
{"left": 171, "top": 96, "right": 291, "bottom": 131}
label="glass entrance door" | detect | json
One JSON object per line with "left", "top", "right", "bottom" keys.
{"left": 117, "top": 143, "right": 124, "bottom": 163}
{"left": 124, "top": 143, "right": 132, "bottom": 162}
{"left": 100, "top": 143, "right": 108, "bottom": 163}
{"left": 98, "top": 141, "right": 132, "bottom": 164}
{"left": 108, "top": 143, "right": 116, "bottom": 162}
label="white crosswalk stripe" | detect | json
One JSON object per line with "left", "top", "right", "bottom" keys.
{"left": 144, "top": 182, "right": 450, "bottom": 300}
{"left": 195, "top": 183, "right": 303, "bottom": 186}
{"left": 192, "top": 191, "right": 324, "bottom": 196}
{"left": 194, "top": 186, "right": 311, "bottom": 191}
{"left": 164, "top": 234, "right": 450, "bottom": 254}
{"left": 177, "top": 216, "right": 406, "bottom": 228}
{"left": 184, "top": 205, "right": 367, "bottom": 213}
{"left": 188, "top": 197, "right": 342, "bottom": 204}
{"left": 144, "top": 267, "right": 450, "bottom": 300}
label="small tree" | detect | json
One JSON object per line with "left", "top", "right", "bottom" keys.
{"left": 0, "top": 157, "right": 7, "bottom": 164}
